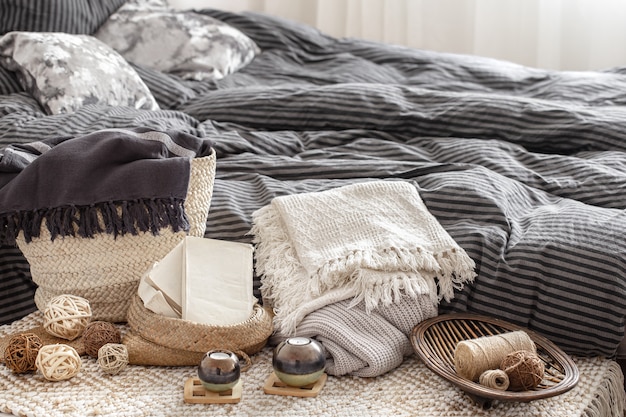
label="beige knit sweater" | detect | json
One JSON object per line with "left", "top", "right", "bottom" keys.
{"left": 271, "top": 292, "right": 438, "bottom": 377}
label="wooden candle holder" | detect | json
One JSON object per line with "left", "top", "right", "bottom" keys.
{"left": 263, "top": 371, "right": 327, "bottom": 397}
{"left": 183, "top": 377, "right": 242, "bottom": 404}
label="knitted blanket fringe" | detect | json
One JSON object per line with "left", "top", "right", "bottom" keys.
{"left": 0, "top": 197, "right": 188, "bottom": 245}
{"left": 583, "top": 360, "right": 626, "bottom": 417}
{"left": 252, "top": 180, "right": 477, "bottom": 335}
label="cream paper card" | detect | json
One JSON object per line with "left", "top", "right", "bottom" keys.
{"left": 182, "top": 236, "right": 254, "bottom": 325}
{"left": 141, "top": 236, "right": 254, "bottom": 326}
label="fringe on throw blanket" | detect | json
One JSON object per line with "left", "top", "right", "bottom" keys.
{"left": 0, "top": 128, "right": 214, "bottom": 246}
{"left": 251, "top": 180, "right": 476, "bottom": 335}
{"left": 582, "top": 360, "right": 626, "bottom": 417}
{"left": 0, "top": 198, "right": 189, "bottom": 245}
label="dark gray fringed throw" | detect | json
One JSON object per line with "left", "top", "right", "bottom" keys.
{"left": 0, "top": 128, "right": 214, "bottom": 245}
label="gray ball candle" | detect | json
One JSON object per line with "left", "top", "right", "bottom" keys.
{"left": 197, "top": 350, "right": 241, "bottom": 392}
{"left": 272, "top": 337, "right": 326, "bottom": 387}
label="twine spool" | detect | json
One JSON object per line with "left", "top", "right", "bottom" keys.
{"left": 97, "top": 343, "right": 129, "bottom": 375}
{"left": 501, "top": 350, "right": 545, "bottom": 391}
{"left": 35, "top": 344, "right": 81, "bottom": 381}
{"left": 43, "top": 294, "right": 92, "bottom": 340}
{"left": 454, "top": 330, "right": 536, "bottom": 381}
{"left": 83, "top": 321, "right": 122, "bottom": 358}
{"left": 479, "top": 369, "right": 510, "bottom": 391}
{"left": 3, "top": 333, "right": 43, "bottom": 374}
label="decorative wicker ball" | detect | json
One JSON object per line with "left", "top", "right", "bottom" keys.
{"left": 500, "top": 350, "right": 545, "bottom": 391}
{"left": 36, "top": 344, "right": 81, "bottom": 381}
{"left": 43, "top": 294, "right": 92, "bottom": 340}
{"left": 83, "top": 321, "right": 122, "bottom": 358}
{"left": 97, "top": 343, "right": 129, "bottom": 375}
{"left": 3, "top": 333, "right": 43, "bottom": 374}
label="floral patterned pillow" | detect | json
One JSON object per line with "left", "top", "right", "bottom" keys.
{"left": 95, "top": 10, "right": 260, "bottom": 81}
{"left": 0, "top": 32, "right": 160, "bottom": 115}
{"left": 121, "top": 0, "right": 170, "bottom": 11}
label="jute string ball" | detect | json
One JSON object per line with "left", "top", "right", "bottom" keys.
{"left": 3, "top": 333, "right": 43, "bottom": 374}
{"left": 97, "top": 343, "right": 129, "bottom": 375}
{"left": 35, "top": 344, "right": 81, "bottom": 381}
{"left": 43, "top": 294, "right": 92, "bottom": 340}
{"left": 454, "top": 330, "right": 536, "bottom": 381}
{"left": 83, "top": 321, "right": 122, "bottom": 358}
{"left": 479, "top": 369, "right": 510, "bottom": 391}
{"left": 500, "top": 350, "right": 545, "bottom": 391}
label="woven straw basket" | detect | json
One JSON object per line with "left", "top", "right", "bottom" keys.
{"left": 124, "top": 294, "right": 273, "bottom": 367}
{"left": 17, "top": 151, "right": 216, "bottom": 322}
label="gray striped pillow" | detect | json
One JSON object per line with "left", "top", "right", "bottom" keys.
{"left": 0, "top": 0, "right": 127, "bottom": 35}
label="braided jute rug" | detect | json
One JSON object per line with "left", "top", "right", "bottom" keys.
{"left": 1, "top": 312, "right": 624, "bottom": 417}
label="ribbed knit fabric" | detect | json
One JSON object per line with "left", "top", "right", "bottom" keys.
{"left": 251, "top": 180, "right": 476, "bottom": 335}
{"left": 272, "top": 293, "right": 437, "bottom": 377}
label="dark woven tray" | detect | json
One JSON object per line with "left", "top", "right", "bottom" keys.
{"left": 410, "top": 313, "right": 579, "bottom": 408}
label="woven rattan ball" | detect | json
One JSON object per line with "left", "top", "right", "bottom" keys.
{"left": 97, "top": 343, "right": 129, "bottom": 375}
{"left": 3, "top": 333, "right": 43, "bottom": 374}
{"left": 35, "top": 344, "right": 81, "bottom": 381}
{"left": 43, "top": 294, "right": 92, "bottom": 340}
{"left": 83, "top": 321, "right": 122, "bottom": 358}
{"left": 500, "top": 350, "right": 545, "bottom": 391}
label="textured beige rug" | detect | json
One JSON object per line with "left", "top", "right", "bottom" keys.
{"left": 1, "top": 312, "right": 625, "bottom": 417}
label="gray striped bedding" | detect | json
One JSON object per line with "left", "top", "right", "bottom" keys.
{"left": 0, "top": 8, "right": 624, "bottom": 358}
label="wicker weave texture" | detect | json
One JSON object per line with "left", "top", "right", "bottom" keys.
{"left": 18, "top": 152, "right": 216, "bottom": 322}
{"left": 2, "top": 312, "right": 625, "bottom": 417}
{"left": 125, "top": 293, "right": 273, "bottom": 366}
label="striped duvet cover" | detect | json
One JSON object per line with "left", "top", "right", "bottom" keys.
{"left": 0, "top": 9, "right": 624, "bottom": 358}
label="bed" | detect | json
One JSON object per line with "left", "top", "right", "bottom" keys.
{"left": 0, "top": 1, "right": 625, "bottom": 415}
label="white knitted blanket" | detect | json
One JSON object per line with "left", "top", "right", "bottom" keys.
{"left": 251, "top": 180, "right": 476, "bottom": 335}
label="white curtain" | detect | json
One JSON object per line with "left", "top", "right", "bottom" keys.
{"left": 171, "top": 0, "right": 626, "bottom": 71}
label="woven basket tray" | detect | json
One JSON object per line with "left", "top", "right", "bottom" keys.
{"left": 410, "top": 313, "right": 579, "bottom": 408}
{"left": 125, "top": 293, "right": 273, "bottom": 366}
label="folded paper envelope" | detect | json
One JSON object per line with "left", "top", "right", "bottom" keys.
{"left": 141, "top": 236, "right": 254, "bottom": 326}
{"left": 142, "top": 243, "right": 185, "bottom": 316}
{"left": 138, "top": 276, "right": 181, "bottom": 319}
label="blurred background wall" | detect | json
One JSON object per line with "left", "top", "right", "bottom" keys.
{"left": 169, "top": 0, "right": 626, "bottom": 71}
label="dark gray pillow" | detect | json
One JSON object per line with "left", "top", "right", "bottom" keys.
{"left": 0, "top": 31, "right": 160, "bottom": 114}
{"left": 0, "top": 66, "right": 21, "bottom": 95}
{"left": 0, "top": 0, "right": 127, "bottom": 35}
